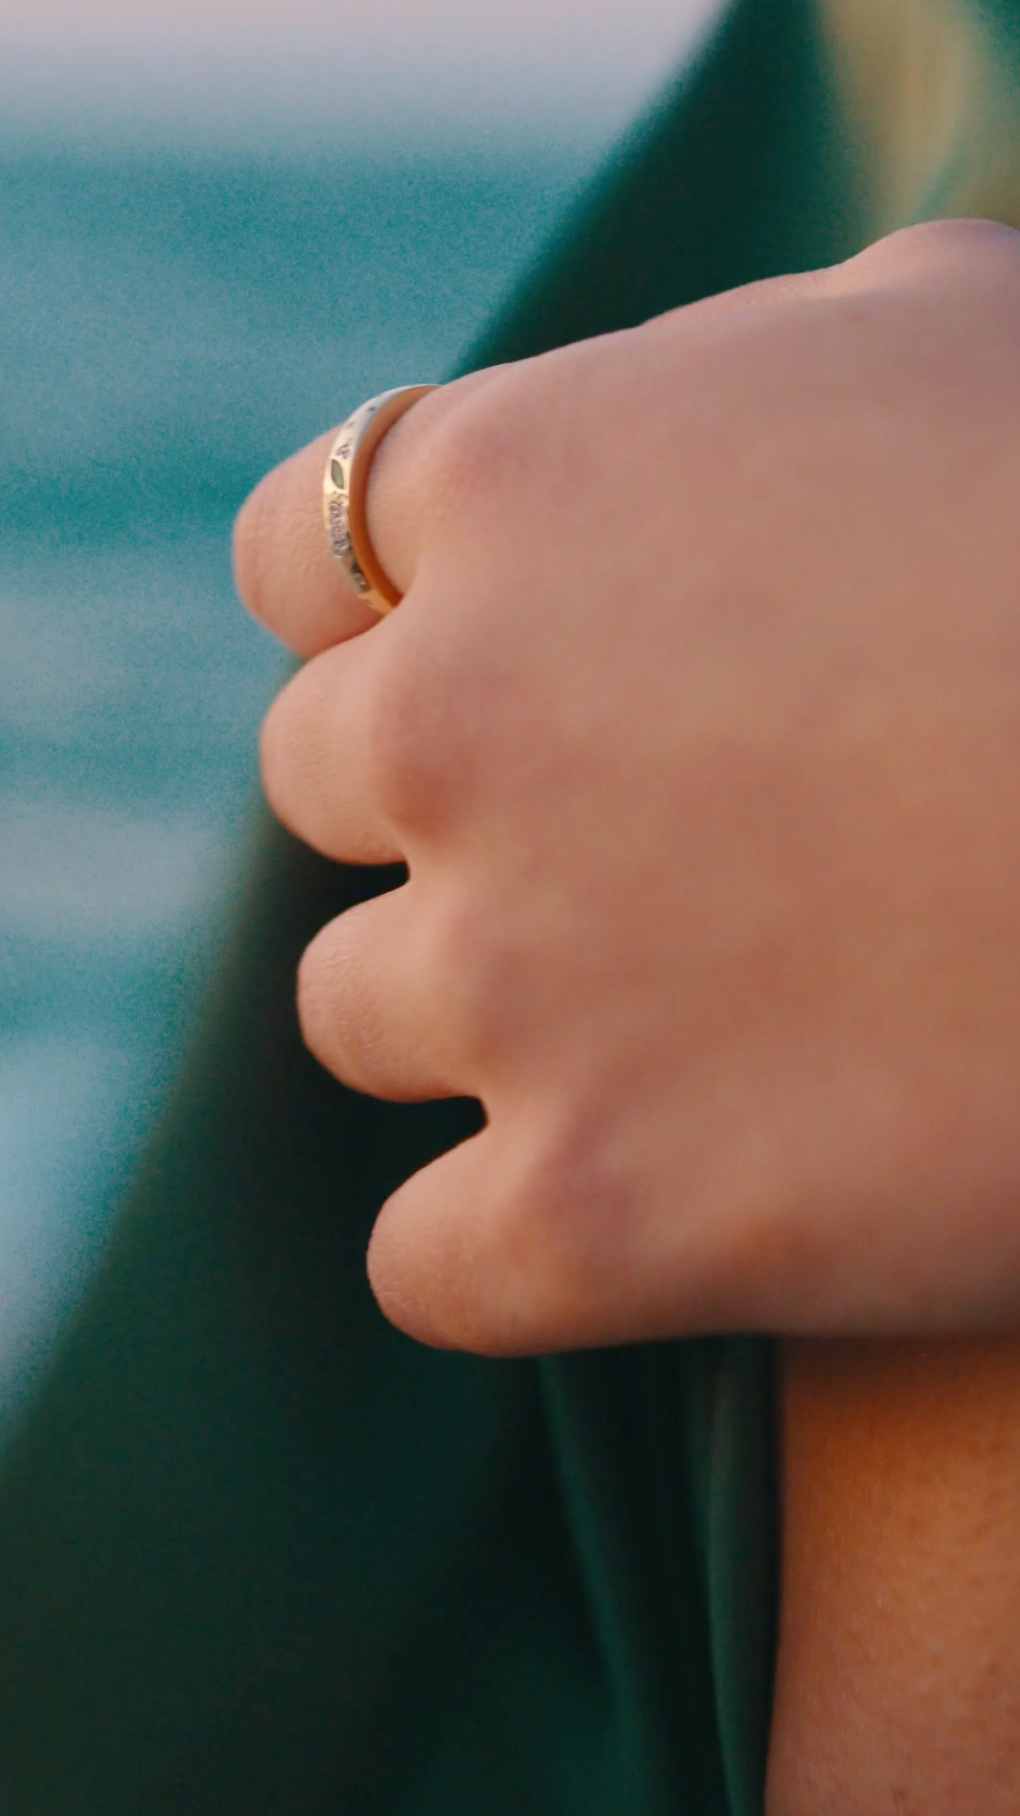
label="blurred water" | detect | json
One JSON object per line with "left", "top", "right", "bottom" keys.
{"left": 0, "top": 134, "right": 594, "bottom": 1410}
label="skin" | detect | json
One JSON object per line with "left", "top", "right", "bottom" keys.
{"left": 237, "top": 217, "right": 1020, "bottom": 1355}
{"left": 768, "top": 1337, "right": 1020, "bottom": 1815}
{"left": 235, "top": 219, "right": 1020, "bottom": 1804}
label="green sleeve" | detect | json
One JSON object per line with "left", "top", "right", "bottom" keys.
{"left": 3, "top": 3, "right": 1020, "bottom": 1812}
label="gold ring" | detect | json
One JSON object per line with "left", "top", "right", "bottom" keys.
{"left": 322, "top": 384, "right": 437, "bottom": 614}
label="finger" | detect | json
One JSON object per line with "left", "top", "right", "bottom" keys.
{"left": 233, "top": 370, "right": 499, "bottom": 658}
{"left": 297, "top": 885, "right": 464, "bottom": 1102}
{"left": 365, "top": 1121, "right": 597, "bottom": 1355}
{"left": 234, "top": 430, "right": 381, "bottom": 656}
{"left": 260, "top": 630, "right": 402, "bottom": 865}
{"left": 366, "top": 1111, "right": 751, "bottom": 1356}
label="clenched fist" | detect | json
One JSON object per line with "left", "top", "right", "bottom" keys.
{"left": 235, "top": 219, "right": 1020, "bottom": 1355}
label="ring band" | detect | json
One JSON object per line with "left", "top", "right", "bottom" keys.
{"left": 322, "top": 385, "right": 438, "bottom": 614}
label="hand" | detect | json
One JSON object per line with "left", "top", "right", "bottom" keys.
{"left": 235, "top": 219, "right": 1020, "bottom": 1354}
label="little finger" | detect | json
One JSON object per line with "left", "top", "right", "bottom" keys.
{"left": 297, "top": 885, "right": 466, "bottom": 1102}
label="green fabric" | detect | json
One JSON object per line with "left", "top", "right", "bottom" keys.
{"left": 4, "top": 2, "right": 1020, "bottom": 1810}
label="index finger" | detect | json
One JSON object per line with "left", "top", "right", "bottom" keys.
{"left": 232, "top": 371, "right": 496, "bottom": 658}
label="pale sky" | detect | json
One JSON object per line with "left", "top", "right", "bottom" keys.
{"left": 0, "top": 0, "right": 724, "bottom": 146}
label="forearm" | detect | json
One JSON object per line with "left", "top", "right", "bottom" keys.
{"left": 767, "top": 1335, "right": 1020, "bottom": 1815}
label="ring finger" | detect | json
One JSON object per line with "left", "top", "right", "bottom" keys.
{"left": 233, "top": 371, "right": 498, "bottom": 657}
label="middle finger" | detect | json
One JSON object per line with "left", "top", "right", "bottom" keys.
{"left": 260, "top": 627, "right": 402, "bottom": 866}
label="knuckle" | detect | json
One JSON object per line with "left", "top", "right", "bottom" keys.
{"left": 508, "top": 1109, "right": 602, "bottom": 1246}
{"left": 869, "top": 216, "right": 1020, "bottom": 275}
{"left": 427, "top": 378, "right": 520, "bottom": 530}
{"left": 362, "top": 658, "right": 424, "bottom": 826}
{"left": 913, "top": 215, "right": 1020, "bottom": 257}
{"left": 486, "top": 1124, "right": 620, "bottom": 1336}
{"left": 416, "top": 882, "right": 531, "bottom": 1071}
{"left": 363, "top": 643, "right": 459, "bottom": 834}
{"left": 430, "top": 891, "right": 503, "bottom": 1032}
